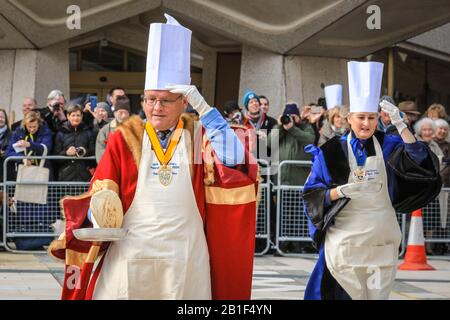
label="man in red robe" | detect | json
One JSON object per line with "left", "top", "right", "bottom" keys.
{"left": 49, "top": 15, "right": 258, "bottom": 300}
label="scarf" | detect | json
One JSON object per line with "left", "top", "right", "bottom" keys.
{"left": 341, "top": 131, "right": 367, "bottom": 167}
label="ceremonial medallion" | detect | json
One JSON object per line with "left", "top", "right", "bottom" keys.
{"left": 158, "top": 165, "right": 173, "bottom": 186}
{"left": 353, "top": 166, "right": 366, "bottom": 183}
{"left": 146, "top": 118, "right": 184, "bottom": 187}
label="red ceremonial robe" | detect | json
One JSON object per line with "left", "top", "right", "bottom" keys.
{"left": 49, "top": 114, "right": 259, "bottom": 300}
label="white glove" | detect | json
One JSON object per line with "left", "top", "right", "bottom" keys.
{"left": 336, "top": 181, "right": 383, "bottom": 199}
{"left": 380, "top": 100, "right": 407, "bottom": 134}
{"left": 166, "top": 84, "right": 212, "bottom": 117}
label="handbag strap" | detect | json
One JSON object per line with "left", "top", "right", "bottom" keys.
{"left": 39, "top": 144, "right": 48, "bottom": 167}
{"left": 23, "top": 144, "right": 48, "bottom": 167}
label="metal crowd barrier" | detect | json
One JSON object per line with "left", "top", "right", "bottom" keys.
{"left": 2, "top": 156, "right": 448, "bottom": 257}
{"left": 2, "top": 156, "right": 94, "bottom": 253}
{"left": 255, "top": 159, "right": 271, "bottom": 256}
{"left": 0, "top": 183, "right": 4, "bottom": 249}
{"left": 422, "top": 190, "right": 450, "bottom": 243}
{"left": 274, "top": 160, "right": 411, "bottom": 257}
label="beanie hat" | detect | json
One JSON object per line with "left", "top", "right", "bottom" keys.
{"left": 283, "top": 103, "right": 300, "bottom": 116}
{"left": 113, "top": 96, "right": 131, "bottom": 113}
{"left": 96, "top": 102, "right": 110, "bottom": 112}
{"left": 243, "top": 91, "right": 260, "bottom": 109}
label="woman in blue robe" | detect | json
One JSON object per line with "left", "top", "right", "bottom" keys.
{"left": 302, "top": 100, "right": 441, "bottom": 300}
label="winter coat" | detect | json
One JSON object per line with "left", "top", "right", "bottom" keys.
{"left": 54, "top": 122, "right": 94, "bottom": 182}
{"left": 95, "top": 119, "right": 118, "bottom": 164}
{"left": 268, "top": 121, "right": 316, "bottom": 186}
{"left": 5, "top": 123, "right": 54, "bottom": 180}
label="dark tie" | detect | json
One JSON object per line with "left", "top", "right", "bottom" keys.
{"left": 157, "top": 130, "right": 171, "bottom": 142}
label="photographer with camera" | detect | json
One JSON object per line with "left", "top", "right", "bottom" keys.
{"left": 267, "top": 103, "right": 316, "bottom": 253}
{"left": 270, "top": 103, "right": 316, "bottom": 186}
{"left": 54, "top": 104, "right": 94, "bottom": 182}
{"left": 37, "top": 90, "right": 67, "bottom": 133}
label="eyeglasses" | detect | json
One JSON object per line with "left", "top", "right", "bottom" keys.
{"left": 143, "top": 95, "right": 182, "bottom": 107}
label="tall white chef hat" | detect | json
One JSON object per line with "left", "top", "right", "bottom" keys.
{"left": 145, "top": 14, "right": 192, "bottom": 90}
{"left": 324, "top": 84, "right": 343, "bottom": 110}
{"left": 347, "top": 61, "right": 384, "bottom": 113}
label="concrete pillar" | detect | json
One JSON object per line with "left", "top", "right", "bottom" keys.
{"left": 239, "top": 45, "right": 285, "bottom": 118}
{"left": 34, "top": 41, "right": 70, "bottom": 109}
{"left": 0, "top": 41, "right": 69, "bottom": 123}
{"left": 238, "top": 45, "right": 349, "bottom": 118}
{"left": 0, "top": 50, "right": 16, "bottom": 115}
{"left": 285, "top": 56, "right": 349, "bottom": 110}
{"left": 201, "top": 50, "right": 217, "bottom": 106}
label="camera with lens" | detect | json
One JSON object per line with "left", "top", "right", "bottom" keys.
{"left": 75, "top": 147, "right": 85, "bottom": 157}
{"left": 52, "top": 102, "right": 61, "bottom": 111}
{"left": 280, "top": 114, "right": 293, "bottom": 125}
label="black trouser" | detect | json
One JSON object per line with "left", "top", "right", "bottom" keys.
{"left": 321, "top": 265, "right": 352, "bottom": 300}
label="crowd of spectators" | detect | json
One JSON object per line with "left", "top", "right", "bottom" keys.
{"left": 0, "top": 87, "right": 449, "bottom": 253}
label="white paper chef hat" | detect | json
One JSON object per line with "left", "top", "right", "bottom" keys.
{"left": 324, "top": 84, "right": 343, "bottom": 110}
{"left": 347, "top": 61, "right": 384, "bottom": 113}
{"left": 145, "top": 14, "right": 192, "bottom": 90}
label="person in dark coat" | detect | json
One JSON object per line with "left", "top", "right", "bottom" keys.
{"left": 53, "top": 104, "right": 95, "bottom": 182}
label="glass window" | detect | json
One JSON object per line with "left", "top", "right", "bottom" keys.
{"left": 70, "top": 51, "right": 78, "bottom": 71}
{"left": 80, "top": 44, "right": 124, "bottom": 71}
{"left": 127, "top": 51, "right": 146, "bottom": 72}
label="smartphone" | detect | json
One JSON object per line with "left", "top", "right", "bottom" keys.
{"left": 310, "top": 106, "right": 323, "bottom": 114}
{"left": 89, "top": 96, "right": 98, "bottom": 111}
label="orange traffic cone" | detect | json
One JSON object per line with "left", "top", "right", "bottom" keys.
{"left": 398, "top": 209, "right": 435, "bottom": 270}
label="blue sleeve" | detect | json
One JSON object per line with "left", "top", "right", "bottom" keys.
{"left": 200, "top": 107, "right": 245, "bottom": 167}
{"left": 384, "top": 134, "right": 428, "bottom": 165}
{"left": 303, "top": 145, "right": 333, "bottom": 240}
{"left": 5, "top": 131, "right": 21, "bottom": 158}
{"left": 28, "top": 141, "right": 44, "bottom": 154}
{"left": 403, "top": 141, "right": 428, "bottom": 164}
{"left": 303, "top": 145, "right": 332, "bottom": 191}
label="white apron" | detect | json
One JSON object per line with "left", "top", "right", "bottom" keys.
{"left": 93, "top": 131, "right": 211, "bottom": 300}
{"left": 324, "top": 134, "right": 401, "bottom": 300}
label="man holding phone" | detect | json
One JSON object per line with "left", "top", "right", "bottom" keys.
{"left": 89, "top": 96, "right": 98, "bottom": 112}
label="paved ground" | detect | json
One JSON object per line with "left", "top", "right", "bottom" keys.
{"left": 0, "top": 252, "right": 449, "bottom": 300}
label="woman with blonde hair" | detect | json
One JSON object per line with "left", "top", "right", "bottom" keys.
{"left": 6, "top": 111, "right": 53, "bottom": 178}
{"left": 318, "top": 106, "right": 349, "bottom": 146}
{"left": 426, "top": 103, "right": 447, "bottom": 121}
{"left": 5, "top": 111, "right": 54, "bottom": 250}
